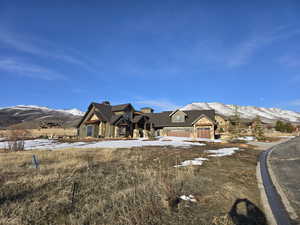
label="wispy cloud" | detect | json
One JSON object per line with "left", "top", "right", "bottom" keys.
{"left": 278, "top": 55, "right": 300, "bottom": 68}
{"left": 135, "top": 99, "right": 180, "bottom": 111}
{"left": 292, "top": 75, "right": 300, "bottom": 83}
{"left": 216, "top": 26, "right": 300, "bottom": 68}
{"left": 0, "top": 29, "right": 97, "bottom": 73}
{"left": 226, "top": 38, "right": 261, "bottom": 67}
{"left": 0, "top": 58, "right": 65, "bottom": 80}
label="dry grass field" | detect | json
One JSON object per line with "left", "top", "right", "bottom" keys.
{"left": 0, "top": 128, "right": 77, "bottom": 139}
{"left": 0, "top": 142, "right": 266, "bottom": 225}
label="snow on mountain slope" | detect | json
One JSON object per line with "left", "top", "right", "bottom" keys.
{"left": 0, "top": 105, "right": 84, "bottom": 129}
{"left": 57, "top": 108, "right": 84, "bottom": 116}
{"left": 181, "top": 102, "right": 300, "bottom": 123}
{"left": 0, "top": 105, "right": 84, "bottom": 116}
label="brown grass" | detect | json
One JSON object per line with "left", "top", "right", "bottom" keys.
{"left": 0, "top": 143, "right": 263, "bottom": 225}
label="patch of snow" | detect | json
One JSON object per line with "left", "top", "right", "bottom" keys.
{"left": 237, "top": 136, "right": 256, "bottom": 141}
{"left": 278, "top": 136, "right": 295, "bottom": 138}
{"left": 205, "top": 147, "right": 240, "bottom": 157}
{"left": 0, "top": 137, "right": 206, "bottom": 150}
{"left": 174, "top": 147, "right": 240, "bottom": 167}
{"left": 174, "top": 157, "right": 208, "bottom": 167}
{"left": 180, "top": 195, "right": 197, "bottom": 202}
{"left": 159, "top": 136, "right": 222, "bottom": 143}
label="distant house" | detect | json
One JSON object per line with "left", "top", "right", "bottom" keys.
{"left": 215, "top": 114, "right": 230, "bottom": 134}
{"left": 77, "top": 101, "right": 150, "bottom": 138}
{"left": 77, "top": 101, "right": 217, "bottom": 140}
{"left": 146, "top": 109, "right": 216, "bottom": 139}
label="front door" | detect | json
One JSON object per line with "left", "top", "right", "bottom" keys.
{"left": 119, "top": 126, "right": 128, "bottom": 137}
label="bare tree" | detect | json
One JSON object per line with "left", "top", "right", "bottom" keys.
{"left": 6, "top": 129, "right": 30, "bottom": 151}
{"left": 229, "top": 105, "right": 242, "bottom": 139}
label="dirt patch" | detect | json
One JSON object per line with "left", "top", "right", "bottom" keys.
{"left": 0, "top": 143, "right": 264, "bottom": 225}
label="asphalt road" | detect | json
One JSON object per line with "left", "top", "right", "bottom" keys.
{"left": 269, "top": 136, "right": 300, "bottom": 224}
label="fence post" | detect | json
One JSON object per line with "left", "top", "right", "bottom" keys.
{"left": 32, "top": 155, "right": 39, "bottom": 169}
{"left": 71, "top": 182, "right": 79, "bottom": 207}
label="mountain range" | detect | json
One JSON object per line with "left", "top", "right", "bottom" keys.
{"left": 0, "top": 105, "right": 84, "bottom": 129}
{"left": 181, "top": 102, "right": 300, "bottom": 124}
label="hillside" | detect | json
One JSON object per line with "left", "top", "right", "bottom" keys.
{"left": 0, "top": 105, "right": 84, "bottom": 129}
{"left": 181, "top": 102, "right": 300, "bottom": 124}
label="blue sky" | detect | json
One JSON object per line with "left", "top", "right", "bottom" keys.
{"left": 0, "top": 0, "right": 300, "bottom": 112}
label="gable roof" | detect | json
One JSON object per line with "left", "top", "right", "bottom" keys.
{"left": 169, "top": 109, "right": 187, "bottom": 117}
{"left": 110, "top": 115, "right": 122, "bottom": 125}
{"left": 92, "top": 103, "right": 112, "bottom": 122}
{"left": 111, "top": 103, "right": 133, "bottom": 112}
{"left": 132, "top": 115, "right": 149, "bottom": 123}
{"left": 146, "top": 110, "right": 215, "bottom": 128}
{"left": 191, "top": 114, "right": 215, "bottom": 125}
{"left": 77, "top": 102, "right": 135, "bottom": 128}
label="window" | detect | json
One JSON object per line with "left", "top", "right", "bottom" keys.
{"left": 87, "top": 125, "right": 93, "bottom": 137}
{"left": 115, "top": 111, "right": 125, "bottom": 115}
{"left": 172, "top": 114, "right": 185, "bottom": 122}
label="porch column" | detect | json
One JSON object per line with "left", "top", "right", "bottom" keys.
{"left": 115, "top": 126, "right": 120, "bottom": 138}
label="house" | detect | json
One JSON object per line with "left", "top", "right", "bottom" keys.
{"left": 146, "top": 109, "right": 216, "bottom": 140}
{"left": 215, "top": 114, "right": 230, "bottom": 134}
{"left": 77, "top": 101, "right": 151, "bottom": 138}
{"left": 77, "top": 101, "right": 217, "bottom": 140}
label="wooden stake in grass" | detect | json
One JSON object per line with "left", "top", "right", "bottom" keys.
{"left": 71, "top": 182, "right": 79, "bottom": 208}
{"left": 32, "top": 155, "right": 39, "bottom": 169}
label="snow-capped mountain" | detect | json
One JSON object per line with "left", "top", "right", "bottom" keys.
{"left": 181, "top": 102, "right": 300, "bottom": 124}
{"left": 0, "top": 105, "right": 84, "bottom": 129}
{"left": 57, "top": 108, "right": 84, "bottom": 116}
{"left": 0, "top": 105, "right": 84, "bottom": 116}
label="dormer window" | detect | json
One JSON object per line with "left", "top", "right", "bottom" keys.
{"left": 170, "top": 109, "right": 187, "bottom": 123}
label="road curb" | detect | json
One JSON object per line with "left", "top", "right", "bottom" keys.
{"left": 257, "top": 149, "right": 292, "bottom": 225}
{"left": 268, "top": 146, "right": 299, "bottom": 221}
{"left": 256, "top": 162, "right": 277, "bottom": 225}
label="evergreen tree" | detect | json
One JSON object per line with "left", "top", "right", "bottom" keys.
{"left": 275, "top": 121, "right": 284, "bottom": 132}
{"left": 285, "top": 122, "right": 295, "bottom": 133}
{"left": 275, "top": 121, "right": 295, "bottom": 133}
{"left": 252, "top": 116, "right": 265, "bottom": 141}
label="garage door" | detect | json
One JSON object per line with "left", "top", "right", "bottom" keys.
{"left": 197, "top": 128, "right": 211, "bottom": 139}
{"left": 166, "top": 130, "right": 191, "bottom": 137}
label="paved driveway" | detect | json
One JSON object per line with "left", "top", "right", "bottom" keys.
{"left": 269, "top": 136, "right": 300, "bottom": 223}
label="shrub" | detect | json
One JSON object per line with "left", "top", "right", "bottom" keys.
{"left": 275, "top": 121, "right": 295, "bottom": 133}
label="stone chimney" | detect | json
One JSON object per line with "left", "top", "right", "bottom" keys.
{"left": 102, "top": 101, "right": 110, "bottom": 105}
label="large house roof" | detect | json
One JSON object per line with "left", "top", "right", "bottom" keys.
{"left": 92, "top": 103, "right": 113, "bottom": 122}
{"left": 111, "top": 103, "right": 133, "bottom": 112}
{"left": 77, "top": 102, "right": 134, "bottom": 127}
{"left": 146, "top": 110, "right": 215, "bottom": 128}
